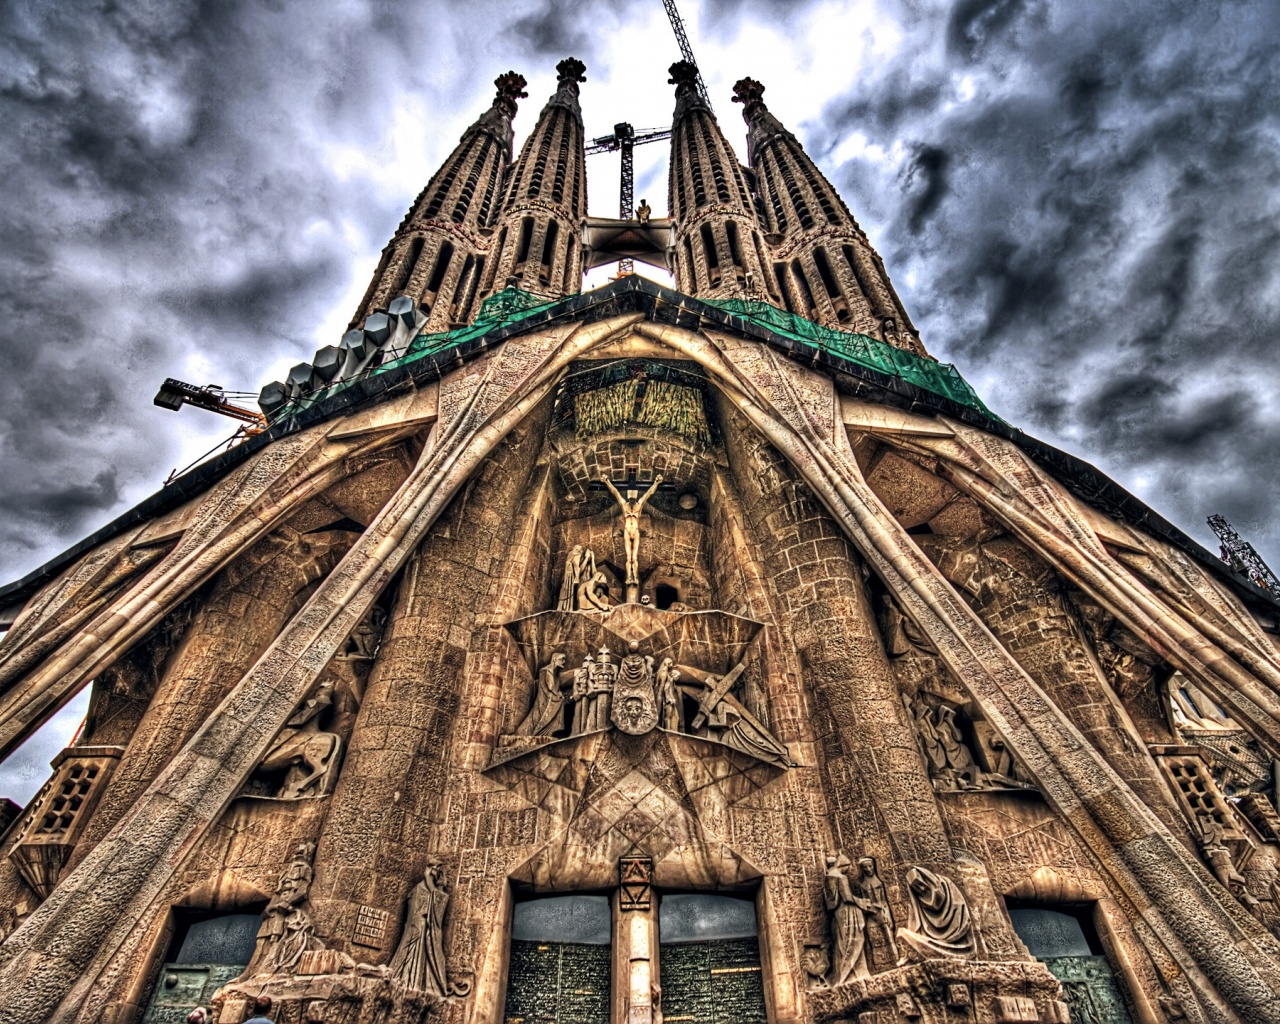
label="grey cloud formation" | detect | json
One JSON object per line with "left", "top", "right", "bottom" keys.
{"left": 0, "top": 0, "right": 1278, "bottom": 797}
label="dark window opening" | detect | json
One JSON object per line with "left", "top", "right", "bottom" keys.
{"left": 458, "top": 256, "right": 485, "bottom": 321}
{"left": 814, "top": 248, "right": 850, "bottom": 321}
{"left": 683, "top": 237, "right": 697, "bottom": 290}
{"left": 791, "top": 259, "right": 817, "bottom": 314}
{"left": 660, "top": 894, "right": 766, "bottom": 1024}
{"left": 905, "top": 523, "right": 934, "bottom": 536}
{"left": 516, "top": 217, "right": 535, "bottom": 265}
{"left": 726, "top": 221, "right": 744, "bottom": 268}
{"left": 391, "top": 237, "right": 424, "bottom": 301}
{"left": 655, "top": 584, "right": 679, "bottom": 610}
{"left": 773, "top": 264, "right": 795, "bottom": 313}
{"left": 539, "top": 220, "right": 559, "bottom": 284}
{"left": 701, "top": 224, "right": 721, "bottom": 286}
{"left": 425, "top": 241, "right": 454, "bottom": 297}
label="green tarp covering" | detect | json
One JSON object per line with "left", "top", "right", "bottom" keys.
{"left": 700, "top": 298, "right": 996, "bottom": 418}
{"left": 277, "top": 287, "right": 995, "bottom": 420}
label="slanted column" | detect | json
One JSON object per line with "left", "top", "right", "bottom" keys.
{"left": 307, "top": 411, "right": 549, "bottom": 957}
{"left": 66, "top": 530, "right": 348, "bottom": 871}
{"left": 721, "top": 407, "right": 950, "bottom": 871}
{"left": 921, "top": 532, "right": 1192, "bottom": 842}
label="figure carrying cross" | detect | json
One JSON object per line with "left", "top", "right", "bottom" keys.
{"left": 603, "top": 473, "right": 663, "bottom": 599}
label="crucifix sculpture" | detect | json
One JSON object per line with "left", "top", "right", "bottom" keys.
{"left": 602, "top": 473, "right": 663, "bottom": 602}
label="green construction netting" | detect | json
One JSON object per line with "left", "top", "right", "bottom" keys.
{"left": 700, "top": 298, "right": 996, "bottom": 418}
{"left": 277, "top": 288, "right": 995, "bottom": 421}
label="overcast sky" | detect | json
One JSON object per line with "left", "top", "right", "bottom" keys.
{"left": 1, "top": 0, "right": 1278, "bottom": 801}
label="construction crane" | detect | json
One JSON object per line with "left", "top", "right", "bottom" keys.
{"left": 153, "top": 378, "right": 267, "bottom": 431}
{"left": 585, "top": 123, "right": 672, "bottom": 274}
{"left": 663, "top": 0, "right": 712, "bottom": 109}
{"left": 1208, "top": 514, "right": 1280, "bottom": 592}
{"left": 581, "top": 0, "right": 708, "bottom": 275}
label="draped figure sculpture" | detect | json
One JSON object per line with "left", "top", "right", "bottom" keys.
{"left": 824, "top": 852, "right": 873, "bottom": 986}
{"left": 515, "top": 653, "right": 568, "bottom": 737}
{"left": 389, "top": 861, "right": 470, "bottom": 997}
{"left": 896, "top": 866, "right": 976, "bottom": 961}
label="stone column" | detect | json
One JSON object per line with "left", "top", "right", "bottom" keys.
{"left": 308, "top": 411, "right": 550, "bottom": 957}
{"left": 721, "top": 405, "right": 952, "bottom": 874}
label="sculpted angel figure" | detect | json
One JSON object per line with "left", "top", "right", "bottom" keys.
{"left": 603, "top": 474, "right": 663, "bottom": 586}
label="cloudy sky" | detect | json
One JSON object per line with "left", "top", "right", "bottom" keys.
{"left": 0, "top": 0, "right": 1277, "bottom": 799}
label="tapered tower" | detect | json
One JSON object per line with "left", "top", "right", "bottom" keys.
{"left": 667, "top": 61, "right": 773, "bottom": 301}
{"left": 478, "top": 58, "right": 589, "bottom": 301}
{"left": 350, "top": 71, "right": 528, "bottom": 332}
{"left": 732, "top": 78, "right": 926, "bottom": 356}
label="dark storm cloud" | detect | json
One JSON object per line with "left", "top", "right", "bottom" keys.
{"left": 818, "top": 0, "right": 1280, "bottom": 556}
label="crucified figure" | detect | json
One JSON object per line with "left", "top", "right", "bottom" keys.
{"left": 603, "top": 474, "right": 663, "bottom": 586}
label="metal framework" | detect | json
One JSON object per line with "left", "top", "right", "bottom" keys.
{"left": 1208, "top": 514, "right": 1280, "bottom": 592}
{"left": 663, "top": 0, "right": 712, "bottom": 108}
{"left": 585, "top": 123, "right": 672, "bottom": 274}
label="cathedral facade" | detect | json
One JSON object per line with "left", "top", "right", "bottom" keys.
{"left": 1, "top": 56, "right": 1279, "bottom": 1024}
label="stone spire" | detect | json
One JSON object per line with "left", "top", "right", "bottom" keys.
{"left": 477, "top": 58, "right": 589, "bottom": 302}
{"left": 351, "top": 71, "right": 529, "bottom": 332}
{"left": 666, "top": 61, "right": 773, "bottom": 302}
{"left": 732, "top": 78, "right": 927, "bottom": 356}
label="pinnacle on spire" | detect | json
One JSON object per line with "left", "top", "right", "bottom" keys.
{"left": 543, "top": 57, "right": 587, "bottom": 119}
{"left": 493, "top": 70, "right": 530, "bottom": 118}
{"left": 669, "top": 60, "right": 710, "bottom": 120}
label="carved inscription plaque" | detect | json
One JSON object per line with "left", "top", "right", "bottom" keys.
{"left": 353, "top": 904, "right": 390, "bottom": 949}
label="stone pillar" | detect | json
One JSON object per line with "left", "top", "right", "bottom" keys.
{"left": 721, "top": 406, "right": 951, "bottom": 874}
{"left": 308, "top": 412, "right": 549, "bottom": 958}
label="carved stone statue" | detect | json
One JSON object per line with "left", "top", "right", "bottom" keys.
{"left": 896, "top": 866, "right": 975, "bottom": 961}
{"left": 256, "top": 841, "right": 321, "bottom": 974}
{"left": 558, "top": 546, "right": 594, "bottom": 611}
{"left": 657, "top": 658, "right": 683, "bottom": 731}
{"left": 635, "top": 198, "right": 651, "bottom": 224}
{"left": 570, "top": 647, "right": 617, "bottom": 734}
{"left": 337, "top": 605, "right": 388, "bottom": 661}
{"left": 603, "top": 474, "right": 663, "bottom": 587}
{"left": 577, "top": 568, "right": 612, "bottom": 612}
{"left": 1197, "top": 814, "right": 1259, "bottom": 912}
{"left": 257, "top": 677, "right": 344, "bottom": 799}
{"left": 515, "top": 653, "right": 568, "bottom": 737}
{"left": 904, "top": 693, "right": 983, "bottom": 791}
{"left": 612, "top": 640, "right": 658, "bottom": 735}
{"left": 823, "top": 852, "right": 872, "bottom": 986}
{"left": 700, "top": 697, "right": 794, "bottom": 767}
{"left": 389, "top": 860, "right": 470, "bottom": 997}
{"left": 853, "top": 857, "right": 899, "bottom": 964}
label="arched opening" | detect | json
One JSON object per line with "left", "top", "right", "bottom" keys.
{"left": 654, "top": 583, "right": 679, "bottom": 610}
{"left": 141, "top": 909, "right": 263, "bottom": 1023}
{"left": 1007, "top": 903, "right": 1134, "bottom": 1023}
{"left": 540, "top": 219, "right": 559, "bottom": 286}
{"left": 516, "top": 216, "right": 535, "bottom": 267}
{"left": 701, "top": 224, "right": 721, "bottom": 287}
